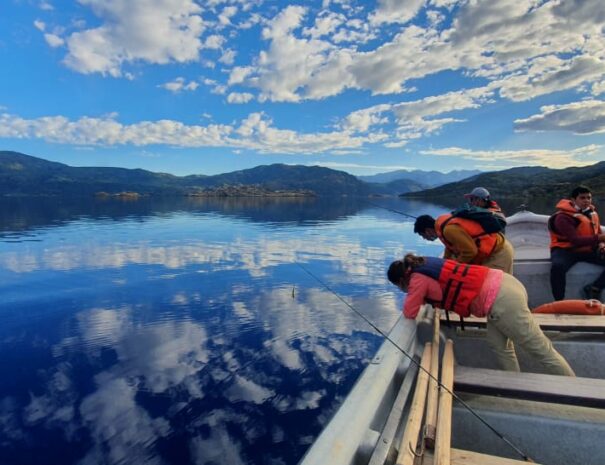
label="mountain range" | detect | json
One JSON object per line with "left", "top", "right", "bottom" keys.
{"left": 0, "top": 151, "right": 368, "bottom": 197}
{"left": 358, "top": 168, "right": 481, "bottom": 186}
{"left": 402, "top": 162, "right": 605, "bottom": 203}
{"left": 2, "top": 151, "right": 604, "bottom": 199}
{"left": 0, "top": 151, "right": 454, "bottom": 197}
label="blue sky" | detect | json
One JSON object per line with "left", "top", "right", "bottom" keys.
{"left": 1, "top": 0, "right": 604, "bottom": 176}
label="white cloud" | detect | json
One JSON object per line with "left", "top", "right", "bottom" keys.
{"left": 0, "top": 111, "right": 380, "bottom": 154}
{"left": 228, "top": 0, "right": 605, "bottom": 108}
{"left": 497, "top": 56, "right": 605, "bottom": 102}
{"left": 204, "top": 34, "right": 225, "bottom": 49}
{"left": 514, "top": 99, "right": 605, "bottom": 135}
{"left": 302, "top": 11, "right": 345, "bottom": 39}
{"left": 255, "top": 6, "right": 350, "bottom": 102}
{"left": 218, "top": 6, "right": 238, "bottom": 26}
{"left": 218, "top": 48, "right": 236, "bottom": 65}
{"left": 39, "top": 1, "right": 54, "bottom": 10}
{"left": 341, "top": 104, "right": 391, "bottom": 133}
{"left": 592, "top": 81, "right": 605, "bottom": 96}
{"left": 62, "top": 0, "right": 206, "bottom": 77}
{"left": 158, "top": 77, "right": 199, "bottom": 93}
{"left": 228, "top": 66, "right": 253, "bottom": 85}
{"left": 44, "top": 33, "right": 64, "bottom": 48}
{"left": 227, "top": 92, "right": 254, "bottom": 103}
{"left": 34, "top": 20, "right": 46, "bottom": 31}
{"left": 370, "top": 0, "right": 425, "bottom": 26}
{"left": 421, "top": 145, "right": 603, "bottom": 167}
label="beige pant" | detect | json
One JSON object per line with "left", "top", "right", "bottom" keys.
{"left": 486, "top": 274, "right": 575, "bottom": 376}
{"left": 482, "top": 238, "right": 514, "bottom": 274}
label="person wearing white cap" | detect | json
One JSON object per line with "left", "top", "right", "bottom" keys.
{"left": 464, "top": 187, "right": 505, "bottom": 217}
{"left": 414, "top": 185, "right": 514, "bottom": 273}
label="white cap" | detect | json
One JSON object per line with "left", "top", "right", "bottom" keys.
{"left": 464, "top": 187, "right": 490, "bottom": 200}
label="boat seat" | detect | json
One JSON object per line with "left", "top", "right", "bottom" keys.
{"left": 454, "top": 366, "right": 605, "bottom": 408}
{"left": 440, "top": 312, "right": 605, "bottom": 332}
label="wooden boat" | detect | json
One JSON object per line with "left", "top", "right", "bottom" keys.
{"left": 299, "top": 210, "right": 605, "bottom": 465}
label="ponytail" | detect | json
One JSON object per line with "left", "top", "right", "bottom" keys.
{"left": 387, "top": 253, "right": 425, "bottom": 286}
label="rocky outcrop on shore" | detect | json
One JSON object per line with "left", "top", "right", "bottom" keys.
{"left": 186, "top": 184, "right": 315, "bottom": 197}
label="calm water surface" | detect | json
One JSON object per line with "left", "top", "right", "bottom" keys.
{"left": 0, "top": 196, "right": 447, "bottom": 465}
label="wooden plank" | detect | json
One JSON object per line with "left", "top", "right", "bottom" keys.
{"left": 423, "top": 310, "right": 440, "bottom": 449}
{"left": 455, "top": 366, "right": 605, "bottom": 408}
{"left": 451, "top": 448, "right": 541, "bottom": 465}
{"left": 434, "top": 339, "right": 454, "bottom": 465}
{"left": 440, "top": 311, "right": 605, "bottom": 332}
{"left": 423, "top": 448, "right": 541, "bottom": 465}
{"left": 395, "top": 343, "right": 432, "bottom": 465}
{"left": 367, "top": 358, "right": 419, "bottom": 465}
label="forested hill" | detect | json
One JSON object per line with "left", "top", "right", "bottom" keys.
{"left": 0, "top": 151, "right": 187, "bottom": 196}
{"left": 0, "top": 151, "right": 370, "bottom": 197}
{"left": 183, "top": 163, "right": 369, "bottom": 196}
{"left": 402, "top": 162, "right": 605, "bottom": 201}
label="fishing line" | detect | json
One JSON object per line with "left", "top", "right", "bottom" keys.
{"left": 296, "top": 262, "right": 534, "bottom": 462}
{"left": 365, "top": 201, "right": 418, "bottom": 219}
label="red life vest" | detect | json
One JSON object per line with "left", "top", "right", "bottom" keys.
{"left": 413, "top": 257, "right": 490, "bottom": 317}
{"left": 435, "top": 214, "right": 500, "bottom": 264}
{"left": 548, "top": 199, "right": 600, "bottom": 253}
{"left": 487, "top": 201, "right": 505, "bottom": 219}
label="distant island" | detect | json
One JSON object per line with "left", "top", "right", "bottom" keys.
{"left": 1, "top": 150, "right": 604, "bottom": 200}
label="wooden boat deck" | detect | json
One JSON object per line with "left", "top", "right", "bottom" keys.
{"left": 440, "top": 311, "right": 605, "bottom": 332}
{"left": 455, "top": 366, "right": 605, "bottom": 408}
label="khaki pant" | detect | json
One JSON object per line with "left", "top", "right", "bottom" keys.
{"left": 485, "top": 273, "right": 575, "bottom": 376}
{"left": 482, "top": 238, "right": 514, "bottom": 274}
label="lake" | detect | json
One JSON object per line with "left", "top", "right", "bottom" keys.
{"left": 0, "top": 195, "right": 533, "bottom": 465}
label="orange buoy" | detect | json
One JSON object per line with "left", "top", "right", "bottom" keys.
{"left": 532, "top": 299, "right": 605, "bottom": 315}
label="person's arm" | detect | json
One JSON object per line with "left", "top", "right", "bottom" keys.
{"left": 403, "top": 274, "right": 442, "bottom": 319}
{"left": 554, "top": 214, "right": 599, "bottom": 248}
{"left": 442, "top": 224, "right": 477, "bottom": 263}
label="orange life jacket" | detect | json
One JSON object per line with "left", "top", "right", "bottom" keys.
{"left": 548, "top": 199, "right": 600, "bottom": 252}
{"left": 435, "top": 213, "right": 500, "bottom": 264}
{"left": 487, "top": 201, "right": 505, "bottom": 217}
{"left": 413, "top": 257, "right": 490, "bottom": 317}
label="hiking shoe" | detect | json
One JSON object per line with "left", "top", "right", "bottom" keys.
{"left": 583, "top": 284, "right": 602, "bottom": 301}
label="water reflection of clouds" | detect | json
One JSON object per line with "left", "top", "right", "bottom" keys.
{"left": 0, "top": 234, "right": 409, "bottom": 288}
{"left": 79, "top": 377, "right": 170, "bottom": 465}
{"left": 0, "top": 215, "right": 416, "bottom": 464}
{"left": 69, "top": 309, "right": 211, "bottom": 395}
{"left": 1, "top": 281, "right": 393, "bottom": 464}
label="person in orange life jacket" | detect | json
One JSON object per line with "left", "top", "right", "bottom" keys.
{"left": 388, "top": 254, "right": 575, "bottom": 376}
{"left": 549, "top": 185, "right": 605, "bottom": 301}
{"left": 413, "top": 212, "right": 514, "bottom": 274}
{"left": 464, "top": 186, "right": 505, "bottom": 219}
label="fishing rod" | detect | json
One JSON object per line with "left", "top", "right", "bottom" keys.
{"left": 296, "top": 262, "right": 534, "bottom": 463}
{"left": 365, "top": 200, "right": 418, "bottom": 219}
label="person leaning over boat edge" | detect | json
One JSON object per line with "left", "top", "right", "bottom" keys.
{"left": 388, "top": 254, "right": 575, "bottom": 376}
{"left": 464, "top": 186, "right": 505, "bottom": 219}
{"left": 413, "top": 210, "right": 514, "bottom": 274}
{"left": 548, "top": 185, "right": 605, "bottom": 301}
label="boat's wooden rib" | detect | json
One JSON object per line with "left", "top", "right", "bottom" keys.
{"left": 423, "top": 310, "right": 441, "bottom": 449}
{"left": 434, "top": 339, "right": 454, "bottom": 465}
{"left": 366, "top": 356, "right": 419, "bottom": 465}
{"left": 394, "top": 343, "right": 432, "bottom": 465}
{"left": 440, "top": 311, "right": 605, "bottom": 332}
{"left": 455, "top": 366, "right": 605, "bottom": 408}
